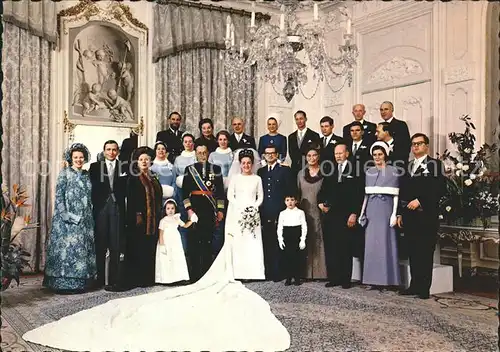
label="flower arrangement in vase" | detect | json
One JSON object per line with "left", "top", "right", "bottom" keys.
{"left": 1, "top": 184, "right": 38, "bottom": 291}
{"left": 437, "top": 115, "right": 499, "bottom": 229}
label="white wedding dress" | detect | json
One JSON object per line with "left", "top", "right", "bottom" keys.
{"left": 225, "top": 173, "right": 266, "bottom": 280}
{"left": 22, "top": 230, "right": 290, "bottom": 351}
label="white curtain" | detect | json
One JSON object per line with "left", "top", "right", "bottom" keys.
{"left": 1, "top": 22, "right": 52, "bottom": 271}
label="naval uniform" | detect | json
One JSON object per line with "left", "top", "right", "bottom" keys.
{"left": 182, "top": 161, "right": 225, "bottom": 282}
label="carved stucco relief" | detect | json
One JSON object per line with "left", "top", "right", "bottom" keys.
{"left": 443, "top": 64, "right": 473, "bottom": 85}
{"left": 367, "top": 57, "right": 423, "bottom": 85}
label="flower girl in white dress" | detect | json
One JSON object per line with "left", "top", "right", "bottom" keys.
{"left": 155, "top": 199, "right": 192, "bottom": 284}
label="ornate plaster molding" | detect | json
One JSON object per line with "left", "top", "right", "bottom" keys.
{"left": 368, "top": 57, "right": 423, "bottom": 84}
{"left": 443, "top": 64, "right": 474, "bottom": 85}
{"left": 57, "top": 0, "right": 148, "bottom": 42}
{"left": 131, "top": 116, "right": 144, "bottom": 136}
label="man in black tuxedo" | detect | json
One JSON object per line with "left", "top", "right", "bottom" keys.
{"left": 376, "top": 122, "right": 409, "bottom": 169}
{"left": 288, "top": 110, "right": 321, "bottom": 177}
{"left": 379, "top": 101, "right": 411, "bottom": 161}
{"left": 319, "top": 116, "right": 344, "bottom": 175}
{"left": 257, "top": 144, "right": 293, "bottom": 281}
{"left": 398, "top": 133, "right": 446, "bottom": 299}
{"left": 343, "top": 104, "right": 377, "bottom": 145}
{"left": 318, "top": 143, "right": 364, "bottom": 288}
{"left": 182, "top": 145, "right": 225, "bottom": 282}
{"left": 229, "top": 117, "right": 256, "bottom": 150}
{"left": 89, "top": 140, "right": 129, "bottom": 291}
{"left": 156, "top": 111, "right": 184, "bottom": 163}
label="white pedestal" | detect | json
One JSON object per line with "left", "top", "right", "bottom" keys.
{"left": 400, "top": 260, "right": 454, "bottom": 294}
{"left": 351, "top": 258, "right": 362, "bottom": 281}
{"left": 353, "top": 257, "right": 454, "bottom": 294}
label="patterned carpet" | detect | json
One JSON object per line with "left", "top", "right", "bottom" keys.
{"left": 2, "top": 276, "right": 498, "bottom": 352}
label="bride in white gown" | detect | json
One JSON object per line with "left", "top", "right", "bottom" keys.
{"left": 22, "top": 149, "right": 290, "bottom": 352}
{"left": 225, "top": 149, "right": 266, "bottom": 280}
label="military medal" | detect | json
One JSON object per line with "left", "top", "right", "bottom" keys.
{"left": 270, "top": 139, "right": 274, "bottom": 144}
{"left": 206, "top": 181, "right": 212, "bottom": 187}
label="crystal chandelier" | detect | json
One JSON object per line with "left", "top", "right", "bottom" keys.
{"left": 221, "top": 0, "right": 359, "bottom": 102}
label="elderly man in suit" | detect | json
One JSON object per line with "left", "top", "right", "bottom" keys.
{"left": 229, "top": 117, "right": 256, "bottom": 150}
{"left": 343, "top": 104, "right": 377, "bottom": 145}
{"left": 182, "top": 144, "right": 225, "bottom": 282}
{"left": 319, "top": 116, "right": 344, "bottom": 175}
{"left": 288, "top": 110, "right": 321, "bottom": 177}
{"left": 258, "top": 144, "right": 293, "bottom": 281}
{"left": 379, "top": 101, "right": 411, "bottom": 160}
{"left": 318, "top": 143, "right": 364, "bottom": 288}
{"left": 398, "top": 133, "right": 445, "bottom": 299}
{"left": 156, "top": 112, "right": 184, "bottom": 163}
{"left": 89, "top": 140, "right": 128, "bottom": 291}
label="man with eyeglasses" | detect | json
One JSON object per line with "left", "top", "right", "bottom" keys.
{"left": 397, "top": 133, "right": 446, "bottom": 299}
{"left": 258, "top": 145, "right": 294, "bottom": 281}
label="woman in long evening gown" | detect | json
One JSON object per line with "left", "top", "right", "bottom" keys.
{"left": 22, "top": 152, "right": 290, "bottom": 351}
{"left": 297, "top": 146, "right": 327, "bottom": 279}
{"left": 43, "top": 143, "right": 96, "bottom": 293}
{"left": 359, "top": 141, "right": 401, "bottom": 288}
{"left": 225, "top": 148, "right": 265, "bottom": 280}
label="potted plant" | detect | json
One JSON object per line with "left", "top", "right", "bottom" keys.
{"left": 1, "top": 184, "right": 37, "bottom": 291}
{"left": 437, "top": 115, "right": 499, "bottom": 229}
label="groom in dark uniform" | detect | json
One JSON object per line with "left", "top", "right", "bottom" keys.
{"left": 89, "top": 140, "right": 128, "bottom": 291}
{"left": 182, "top": 145, "right": 225, "bottom": 282}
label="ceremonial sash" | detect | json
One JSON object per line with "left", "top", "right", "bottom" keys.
{"left": 188, "top": 165, "right": 217, "bottom": 213}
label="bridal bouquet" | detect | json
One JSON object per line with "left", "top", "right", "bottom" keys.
{"left": 238, "top": 206, "right": 260, "bottom": 238}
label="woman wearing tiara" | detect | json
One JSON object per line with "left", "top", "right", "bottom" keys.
{"left": 23, "top": 153, "right": 290, "bottom": 352}
{"left": 43, "top": 143, "right": 96, "bottom": 293}
{"left": 225, "top": 148, "right": 265, "bottom": 280}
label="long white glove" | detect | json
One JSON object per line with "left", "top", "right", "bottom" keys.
{"left": 390, "top": 214, "right": 398, "bottom": 227}
{"left": 278, "top": 238, "right": 285, "bottom": 250}
{"left": 299, "top": 239, "right": 306, "bottom": 250}
{"left": 390, "top": 195, "right": 399, "bottom": 227}
{"left": 160, "top": 245, "right": 167, "bottom": 255}
{"left": 190, "top": 212, "right": 199, "bottom": 223}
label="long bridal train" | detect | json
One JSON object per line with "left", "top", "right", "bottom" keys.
{"left": 22, "top": 235, "right": 291, "bottom": 352}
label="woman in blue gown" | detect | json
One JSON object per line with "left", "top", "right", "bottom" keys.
{"left": 208, "top": 130, "right": 234, "bottom": 256}
{"left": 151, "top": 141, "right": 176, "bottom": 203}
{"left": 173, "top": 133, "right": 197, "bottom": 252}
{"left": 258, "top": 117, "right": 287, "bottom": 163}
{"left": 358, "top": 141, "right": 401, "bottom": 289}
{"left": 43, "top": 143, "right": 97, "bottom": 293}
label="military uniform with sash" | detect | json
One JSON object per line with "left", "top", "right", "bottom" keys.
{"left": 182, "top": 161, "right": 225, "bottom": 282}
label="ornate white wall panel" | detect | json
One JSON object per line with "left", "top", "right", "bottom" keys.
{"left": 395, "top": 81, "right": 432, "bottom": 138}
{"left": 444, "top": 81, "right": 474, "bottom": 149}
{"left": 361, "top": 89, "right": 394, "bottom": 123}
{"left": 361, "top": 12, "right": 432, "bottom": 93}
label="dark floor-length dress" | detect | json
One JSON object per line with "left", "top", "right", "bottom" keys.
{"left": 44, "top": 167, "right": 96, "bottom": 291}
{"left": 362, "top": 165, "right": 401, "bottom": 286}
{"left": 126, "top": 171, "right": 163, "bottom": 288}
{"left": 297, "top": 167, "right": 327, "bottom": 279}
